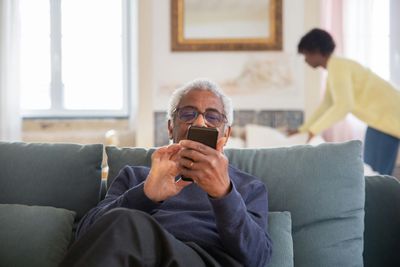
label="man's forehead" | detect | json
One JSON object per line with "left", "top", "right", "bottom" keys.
{"left": 178, "top": 89, "right": 223, "bottom": 109}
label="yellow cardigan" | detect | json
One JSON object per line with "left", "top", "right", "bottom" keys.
{"left": 299, "top": 56, "right": 400, "bottom": 138}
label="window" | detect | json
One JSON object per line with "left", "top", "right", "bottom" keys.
{"left": 342, "top": 0, "right": 392, "bottom": 82}
{"left": 390, "top": 0, "right": 400, "bottom": 89}
{"left": 343, "top": 0, "right": 400, "bottom": 90}
{"left": 20, "top": 0, "right": 132, "bottom": 117}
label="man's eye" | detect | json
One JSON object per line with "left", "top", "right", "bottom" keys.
{"left": 180, "top": 112, "right": 196, "bottom": 120}
{"left": 205, "top": 112, "right": 220, "bottom": 122}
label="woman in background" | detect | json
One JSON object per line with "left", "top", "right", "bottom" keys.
{"left": 292, "top": 28, "right": 400, "bottom": 175}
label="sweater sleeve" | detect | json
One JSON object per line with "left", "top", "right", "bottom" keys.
{"left": 299, "top": 88, "right": 332, "bottom": 133}
{"left": 209, "top": 181, "right": 272, "bottom": 267}
{"left": 75, "top": 166, "right": 161, "bottom": 239}
{"left": 307, "top": 65, "right": 354, "bottom": 134}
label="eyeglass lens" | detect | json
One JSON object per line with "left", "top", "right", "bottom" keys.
{"left": 177, "top": 107, "right": 225, "bottom": 127}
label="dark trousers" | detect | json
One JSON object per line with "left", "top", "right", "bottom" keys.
{"left": 364, "top": 127, "right": 400, "bottom": 175}
{"left": 60, "top": 208, "right": 240, "bottom": 267}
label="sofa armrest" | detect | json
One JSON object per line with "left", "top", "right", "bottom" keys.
{"left": 364, "top": 175, "right": 400, "bottom": 267}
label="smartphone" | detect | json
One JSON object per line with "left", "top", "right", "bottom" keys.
{"left": 181, "top": 126, "right": 218, "bottom": 181}
{"left": 186, "top": 126, "right": 218, "bottom": 149}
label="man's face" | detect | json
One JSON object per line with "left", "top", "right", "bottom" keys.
{"left": 168, "top": 89, "right": 231, "bottom": 144}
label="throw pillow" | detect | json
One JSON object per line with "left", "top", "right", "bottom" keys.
{"left": 268, "top": 211, "right": 294, "bottom": 267}
{"left": 0, "top": 204, "right": 76, "bottom": 267}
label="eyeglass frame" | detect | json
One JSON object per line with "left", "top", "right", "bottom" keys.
{"left": 172, "top": 106, "right": 228, "bottom": 127}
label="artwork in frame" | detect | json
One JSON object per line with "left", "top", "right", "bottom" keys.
{"left": 171, "top": 0, "right": 283, "bottom": 51}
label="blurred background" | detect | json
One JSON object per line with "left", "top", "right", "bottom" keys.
{"left": 0, "top": 0, "right": 398, "bottom": 177}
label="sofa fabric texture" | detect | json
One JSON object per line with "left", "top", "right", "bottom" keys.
{"left": 4, "top": 141, "right": 397, "bottom": 266}
{"left": 0, "top": 204, "right": 76, "bottom": 267}
{"left": 0, "top": 141, "right": 103, "bottom": 220}
{"left": 106, "top": 146, "right": 293, "bottom": 266}
{"left": 106, "top": 146, "right": 156, "bottom": 188}
{"left": 107, "top": 141, "right": 365, "bottom": 267}
{"left": 224, "top": 141, "right": 365, "bottom": 267}
{"left": 268, "top": 211, "right": 294, "bottom": 267}
{"left": 364, "top": 175, "right": 400, "bottom": 267}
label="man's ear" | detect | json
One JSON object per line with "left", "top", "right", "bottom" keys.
{"left": 216, "top": 126, "right": 232, "bottom": 152}
{"left": 223, "top": 126, "right": 232, "bottom": 146}
{"left": 167, "top": 120, "right": 173, "bottom": 140}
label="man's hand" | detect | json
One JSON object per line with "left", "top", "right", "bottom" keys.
{"left": 177, "top": 138, "right": 231, "bottom": 199}
{"left": 144, "top": 144, "right": 191, "bottom": 203}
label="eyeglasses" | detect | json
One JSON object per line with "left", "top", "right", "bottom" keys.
{"left": 174, "top": 106, "right": 227, "bottom": 127}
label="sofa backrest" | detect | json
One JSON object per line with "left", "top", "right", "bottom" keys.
{"left": 106, "top": 140, "right": 365, "bottom": 267}
{"left": 0, "top": 141, "right": 103, "bottom": 221}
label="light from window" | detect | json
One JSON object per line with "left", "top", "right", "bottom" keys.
{"left": 20, "top": 0, "right": 127, "bottom": 116}
{"left": 343, "top": 0, "right": 389, "bottom": 80}
{"left": 20, "top": 0, "right": 51, "bottom": 110}
{"left": 62, "top": 0, "right": 123, "bottom": 110}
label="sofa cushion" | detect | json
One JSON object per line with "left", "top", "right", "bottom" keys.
{"left": 106, "top": 141, "right": 365, "bottom": 267}
{"left": 0, "top": 204, "right": 76, "bottom": 267}
{"left": 364, "top": 175, "right": 400, "bottom": 267}
{"left": 225, "top": 141, "right": 365, "bottom": 267}
{"left": 268, "top": 211, "right": 294, "bottom": 267}
{"left": 106, "top": 146, "right": 155, "bottom": 188}
{"left": 0, "top": 141, "right": 103, "bottom": 220}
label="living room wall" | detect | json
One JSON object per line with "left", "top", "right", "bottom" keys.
{"left": 22, "top": 0, "right": 324, "bottom": 148}
{"left": 135, "top": 0, "right": 323, "bottom": 147}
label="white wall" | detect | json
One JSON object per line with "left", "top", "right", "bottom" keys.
{"left": 136, "top": 0, "right": 322, "bottom": 147}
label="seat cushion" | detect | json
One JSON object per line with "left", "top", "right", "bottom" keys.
{"left": 0, "top": 204, "right": 76, "bottom": 267}
{"left": 0, "top": 141, "right": 103, "bottom": 220}
{"left": 106, "top": 141, "right": 365, "bottom": 267}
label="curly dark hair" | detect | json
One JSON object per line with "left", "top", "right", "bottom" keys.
{"left": 297, "top": 28, "right": 336, "bottom": 56}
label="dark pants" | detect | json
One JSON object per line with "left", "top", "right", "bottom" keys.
{"left": 60, "top": 208, "right": 240, "bottom": 267}
{"left": 364, "top": 127, "right": 400, "bottom": 175}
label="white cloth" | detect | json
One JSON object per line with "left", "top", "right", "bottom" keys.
{"left": 244, "top": 124, "right": 379, "bottom": 175}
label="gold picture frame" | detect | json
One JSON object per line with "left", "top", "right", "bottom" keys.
{"left": 171, "top": 0, "right": 283, "bottom": 51}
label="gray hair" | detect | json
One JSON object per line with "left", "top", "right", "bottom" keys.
{"left": 167, "top": 78, "right": 233, "bottom": 126}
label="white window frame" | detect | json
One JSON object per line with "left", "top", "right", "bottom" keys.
{"left": 22, "top": 0, "right": 132, "bottom": 118}
{"left": 390, "top": 0, "right": 400, "bottom": 89}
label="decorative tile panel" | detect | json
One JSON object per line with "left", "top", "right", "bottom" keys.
{"left": 154, "top": 110, "right": 303, "bottom": 146}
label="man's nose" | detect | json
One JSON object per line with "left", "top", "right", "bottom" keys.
{"left": 192, "top": 113, "right": 207, "bottom": 127}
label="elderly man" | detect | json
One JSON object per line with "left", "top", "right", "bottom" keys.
{"left": 60, "top": 79, "right": 272, "bottom": 267}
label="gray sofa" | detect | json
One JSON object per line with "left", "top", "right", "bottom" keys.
{"left": 0, "top": 140, "right": 399, "bottom": 267}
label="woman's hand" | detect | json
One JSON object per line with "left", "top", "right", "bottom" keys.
{"left": 286, "top": 128, "right": 299, "bottom": 136}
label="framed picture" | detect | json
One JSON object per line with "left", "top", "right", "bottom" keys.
{"left": 171, "top": 0, "right": 283, "bottom": 51}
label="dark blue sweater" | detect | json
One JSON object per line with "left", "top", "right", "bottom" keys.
{"left": 76, "top": 165, "right": 272, "bottom": 267}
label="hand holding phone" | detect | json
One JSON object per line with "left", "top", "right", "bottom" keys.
{"left": 181, "top": 125, "right": 218, "bottom": 181}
